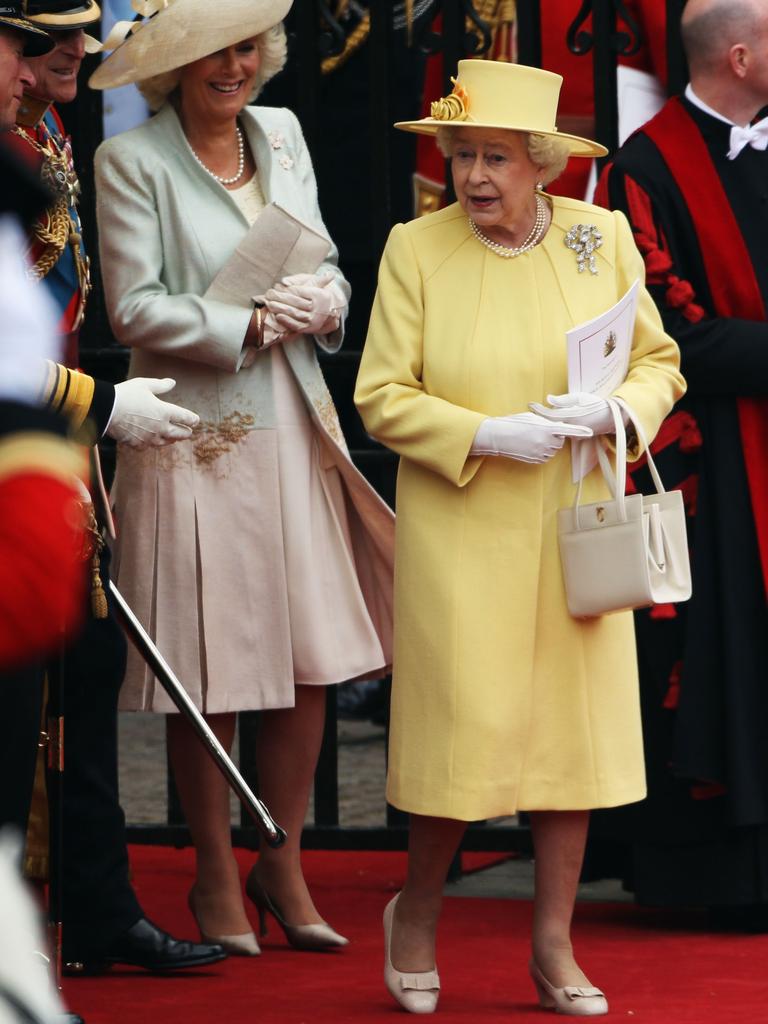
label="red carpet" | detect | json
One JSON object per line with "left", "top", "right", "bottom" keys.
{"left": 62, "top": 846, "right": 768, "bottom": 1024}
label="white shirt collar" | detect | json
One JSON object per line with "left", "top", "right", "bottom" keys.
{"left": 684, "top": 84, "right": 738, "bottom": 127}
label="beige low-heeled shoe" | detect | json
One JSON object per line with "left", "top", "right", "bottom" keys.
{"left": 187, "top": 888, "right": 260, "bottom": 956}
{"left": 529, "top": 959, "right": 608, "bottom": 1016}
{"left": 383, "top": 894, "right": 440, "bottom": 1015}
{"left": 245, "top": 870, "right": 349, "bottom": 951}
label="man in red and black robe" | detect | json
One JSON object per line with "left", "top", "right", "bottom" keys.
{"left": 589, "top": 0, "right": 768, "bottom": 924}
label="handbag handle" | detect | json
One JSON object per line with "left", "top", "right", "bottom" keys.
{"left": 611, "top": 396, "right": 666, "bottom": 495}
{"left": 573, "top": 398, "right": 627, "bottom": 527}
{"left": 572, "top": 397, "right": 667, "bottom": 529}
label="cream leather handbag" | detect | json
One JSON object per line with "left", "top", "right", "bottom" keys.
{"left": 557, "top": 397, "right": 692, "bottom": 618}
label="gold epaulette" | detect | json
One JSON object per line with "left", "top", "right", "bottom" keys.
{"left": 39, "top": 361, "right": 95, "bottom": 433}
{"left": 0, "top": 431, "right": 88, "bottom": 487}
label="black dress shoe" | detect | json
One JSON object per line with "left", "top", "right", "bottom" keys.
{"left": 64, "top": 917, "right": 227, "bottom": 974}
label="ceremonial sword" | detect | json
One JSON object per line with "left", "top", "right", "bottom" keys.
{"left": 109, "top": 580, "right": 286, "bottom": 849}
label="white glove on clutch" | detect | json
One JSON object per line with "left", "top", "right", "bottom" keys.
{"left": 471, "top": 412, "right": 593, "bottom": 464}
{"left": 263, "top": 271, "right": 346, "bottom": 336}
{"left": 529, "top": 392, "right": 618, "bottom": 435}
{"left": 107, "top": 378, "right": 200, "bottom": 449}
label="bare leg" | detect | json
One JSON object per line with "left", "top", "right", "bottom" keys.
{"left": 390, "top": 814, "right": 467, "bottom": 972}
{"left": 530, "top": 809, "right": 592, "bottom": 988}
{"left": 250, "top": 684, "right": 327, "bottom": 924}
{"left": 166, "top": 711, "right": 252, "bottom": 937}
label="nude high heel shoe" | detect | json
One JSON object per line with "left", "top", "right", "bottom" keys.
{"left": 245, "top": 869, "right": 349, "bottom": 951}
{"left": 529, "top": 960, "right": 608, "bottom": 1016}
{"left": 187, "top": 888, "right": 261, "bottom": 956}
{"left": 383, "top": 894, "right": 440, "bottom": 1015}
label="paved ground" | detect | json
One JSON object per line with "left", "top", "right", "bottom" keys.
{"left": 117, "top": 710, "right": 628, "bottom": 901}
{"left": 446, "top": 857, "right": 630, "bottom": 902}
{"left": 118, "top": 712, "right": 390, "bottom": 827}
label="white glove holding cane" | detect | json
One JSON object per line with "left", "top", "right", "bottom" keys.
{"left": 529, "top": 391, "right": 620, "bottom": 435}
{"left": 471, "top": 411, "right": 593, "bottom": 464}
{"left": 106, "top": 378, "right": 199, "bottom": 449}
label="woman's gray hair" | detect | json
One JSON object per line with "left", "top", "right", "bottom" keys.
{"left": 137, "top": 23, "right": 288, "bottom": 112}
{"left": 435, "top": 126, "right": 571, "bottom": 186}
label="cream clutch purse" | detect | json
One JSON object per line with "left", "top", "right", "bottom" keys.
{"left": 203, "top": 202, "right": 331, "bottom": 309}
{"left": 557, "top": 397, "right": 692, "bottom": 618}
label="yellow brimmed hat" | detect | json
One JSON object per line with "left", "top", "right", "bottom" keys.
{"left": 24, "top": 1, "right": 102, "bottom": 54}
{"left": 395, "top": 60, "right": 607, "bottom": 159}
{"left": 89, "top": 0, "right": 292, "bottom": 91}
{"left": 0, "top": 3, "right": 54, "bottom": 55}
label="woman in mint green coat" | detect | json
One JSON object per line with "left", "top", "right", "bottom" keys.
{"left": 92, "top": 0, "right": 393, "bottom": 958}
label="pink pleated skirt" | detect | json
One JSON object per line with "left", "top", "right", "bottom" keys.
{"left": 113, "top": 346, "right": 387, "bottom": 713}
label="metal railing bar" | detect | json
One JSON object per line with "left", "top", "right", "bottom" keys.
{"left": 125, "top": 822, "right": 533, "bottom": 852}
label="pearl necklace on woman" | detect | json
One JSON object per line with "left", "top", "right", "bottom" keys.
{"left": 469, "top": 192, "right": 548, "bottom": 258}
{"left": 189, "top": 124, "right": 245, "bottom": 186}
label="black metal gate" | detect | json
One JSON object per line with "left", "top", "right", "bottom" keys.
{"left": 62, "top": 0, "right": 688, "bottom": 852}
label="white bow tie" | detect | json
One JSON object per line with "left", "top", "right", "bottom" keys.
{"left": 727, "top": 117, "right": 768, "bottom": 159}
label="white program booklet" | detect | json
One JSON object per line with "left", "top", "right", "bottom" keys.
{"left": 567, "top": 279, "right": 639, "bottom": 482}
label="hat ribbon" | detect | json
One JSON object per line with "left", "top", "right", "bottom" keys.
{"left": 101, "top": 0, "right": 173, "bottom": 52}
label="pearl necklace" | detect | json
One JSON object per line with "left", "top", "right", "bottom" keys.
{"left": 469, "top": 192, "right": 548, "bottom": 258}
{"left": 189, "top": 124, "right": 245, "bottom": 185}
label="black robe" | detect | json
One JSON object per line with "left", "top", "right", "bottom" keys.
{"left": 588, "top": 96, "right": 768, "bottom": 909}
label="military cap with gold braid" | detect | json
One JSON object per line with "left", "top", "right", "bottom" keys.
{"left": 0, "top": 1, "right": 54, "bottom": 55}
{"left": 24, "top": 0, "right": 101, "bottom": 54}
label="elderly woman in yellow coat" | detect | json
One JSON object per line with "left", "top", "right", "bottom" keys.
{"left": 355, "top": 61, "right": 685, "bottom": 1016}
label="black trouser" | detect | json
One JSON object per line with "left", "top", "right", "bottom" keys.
{"left": 0, "top": 550, "right": 143, "bottom": 957}
{"left": 0, "top": 662, "right": 44, "bottom": 835}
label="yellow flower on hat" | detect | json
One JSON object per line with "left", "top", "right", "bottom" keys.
{"left": 430, "top": 77, "right": 469, "bottom": 122}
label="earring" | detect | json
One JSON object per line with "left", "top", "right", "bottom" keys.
{"left": 535, "top": 180, "right": 544, "bottom": 192}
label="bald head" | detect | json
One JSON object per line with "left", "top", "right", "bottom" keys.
{"left": 681, "top": 0, "right": 766, "bottom": 75}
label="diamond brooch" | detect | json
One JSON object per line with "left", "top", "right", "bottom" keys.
{"left": 564, "top": 224, "right": 603, "bottom": 275}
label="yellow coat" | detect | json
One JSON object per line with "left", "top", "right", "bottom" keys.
{"left": 355, "top": 197, "right": 686, "bottom": 821}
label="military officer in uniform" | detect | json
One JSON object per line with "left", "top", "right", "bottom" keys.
{"left": 0, "top": 11, "right": 86, "bottom": 671}
{"left": 1, "top": 0, "right": 226, "bottom": 979}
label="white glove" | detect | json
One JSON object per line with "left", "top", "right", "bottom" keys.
{"left": 263, "top": 271, "right": 346, "bottom": 335}
{"left": 529, "top": 392, "right": 618, "bottom": 435}
{"left": 106, "top": 378, "right": 200, "bottom": 449}
{"left": 471, "top": 412, "right": 593, "bottom": 464}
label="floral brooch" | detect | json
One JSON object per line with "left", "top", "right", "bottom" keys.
{"left": 266, "top": 133, "right": 294, "bottom": 170}
{"left": 564, "top": 224, "right": 603, "bottom": 275}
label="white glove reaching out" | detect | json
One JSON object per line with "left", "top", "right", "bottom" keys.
{"left": 529, "top": 392, "right": 619, "bottom": 435}
{"left": 263, "top": 271, "right": 346, "bottom": 336}
{"left": 107, "top": 378, "right": 200, "bottom": 449}
{"left": 471, "top": 412, "right": 593, "bottom": 464}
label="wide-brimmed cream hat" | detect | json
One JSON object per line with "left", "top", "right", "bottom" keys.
{"left": 24, "top": 1, "right": 102, "bottom": 55}
{"left": 395, "top": 60, "right": 607, "bottom": 159}
{"left": 89, "top": 0, "right": 291, "bottom": 90}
